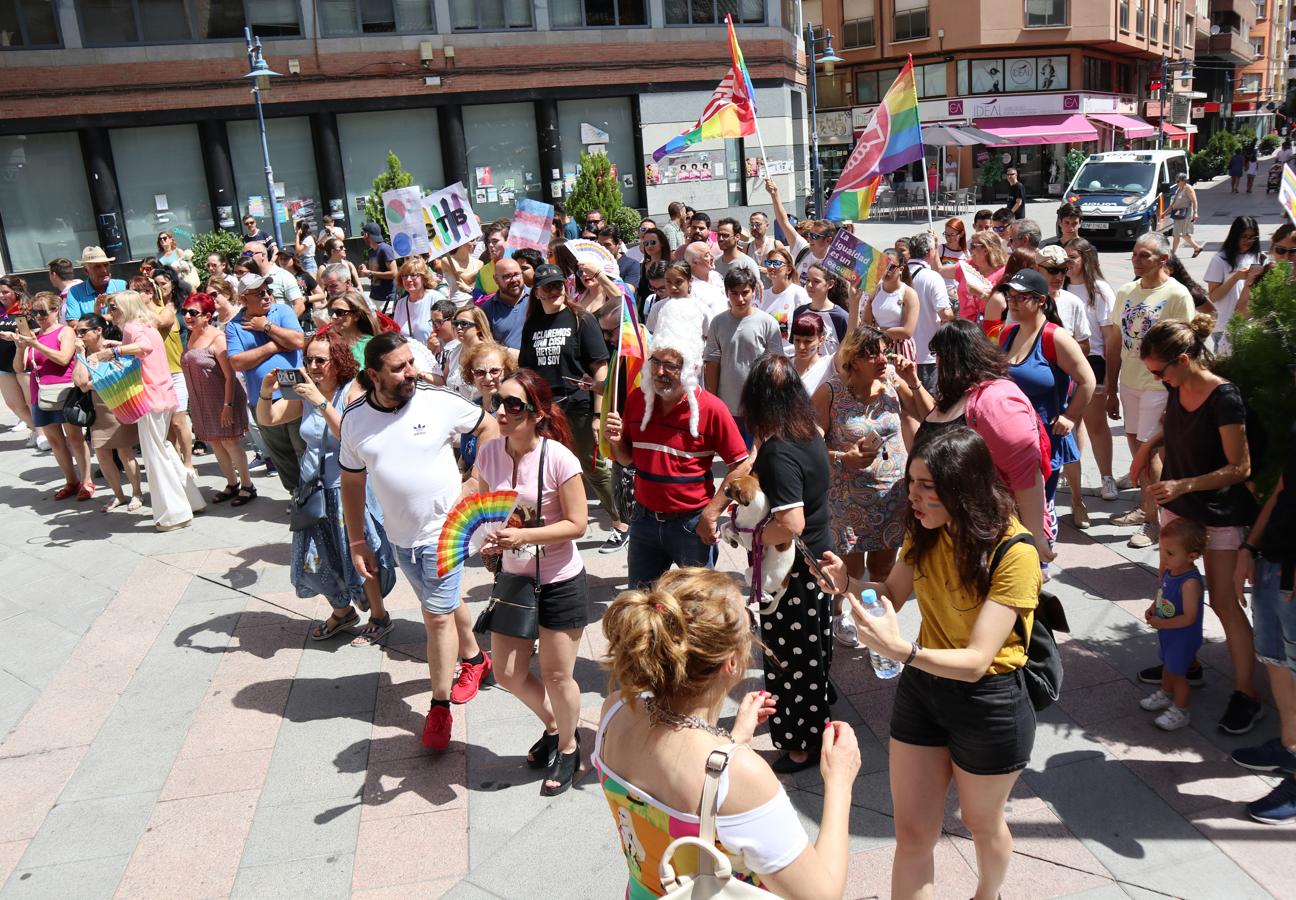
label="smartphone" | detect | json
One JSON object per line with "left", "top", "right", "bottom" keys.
{"left": 14, "top": 318, "right": 32, "bottom": 338}
{"left": 561, "top": 375, "right": 588, "bottom": 386}
{"left": 793, "top": 537, "right": 834, "bottom": 593}
{"left": 276, "top": 369, "right": 306, "bottom": 387}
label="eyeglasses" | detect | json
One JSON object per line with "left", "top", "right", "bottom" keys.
{"left": 1007, "top": 290, "right": 1041, "bottom": 303}
{"left": 401, "top": 273, "right": 423, "bottom": 280}
{"left": 492, "top": 394, "right": 536, "bottom": 415}
{"left": 1146, "top": 360, "right": 1173, "bottom": 380}
{"left": 472, "top": 366, "right": 504, "bottom": 379}
{"left": 304, "top": 355, "right": 330, "bottom": 367}
{"left": 74, "top": 328, "right": 93, "bottom": 336}
{"left": 181, "top": 309, "right": 203, "bottom": 318}
{"left": 970, "top": 243, "right": 987, "bottom": 250}
{"left": 106, "top": 304, "right": 119, "bottom": 312}
{"left": 642, "top": 239, "right": 658, "bottom": 247}
{"left": 766, "top": 260, "right": 786, "bottom": 269}
{"left": 329, "top": 308, "right": 354, "bottom": 318}
{"left": 453, "top": 319, "right": 477, "bottom": 330}
{"left": 648, "top": 357, "right": 683, "bottom": 375}
{"left": 638, "top": 226, "right": 650, "bottom": 234}
{"left": 943, "top": 230, "right": 959, "bottom": 238}
{"left": 587, "top": 218, "right": 603, "bottom": 227}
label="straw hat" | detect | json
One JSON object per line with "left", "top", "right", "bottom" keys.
{"left": 78, "top": 246, "right": 116, "bottom": 266}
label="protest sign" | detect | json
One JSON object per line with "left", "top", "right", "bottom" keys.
{"left": 382, "top": 185, "right": 429, "bottom": 257}
{"left": 1280, "top": 163, "right": 1296, "bottom": 228}
{"left": 821, "top": 229, "right": 885, "bottom": 294}
{"left": 506, "top": 199, "right": 554, "bottom": 254}
{"left": 422, "top": 182, "right": 482, "bottom": 257}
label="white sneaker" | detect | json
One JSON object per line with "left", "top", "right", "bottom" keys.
{"left": 832, "top": 611, "right": 864, "bottom": 648}
{"left": 34, "top": 432, "right": 50, "bottom": 452}
{"left": 1140, "top": 689, "right": 1173, "bottom": 711}
{"left": 1116, "top": 474, "right": 1134, "bottom": 490}
{"left": 1155, "top": 706, "right": 1191, "bottom": 731}
{"left": 1100, "top": 476, "right": 1119, "bottom": 501}
{"left": 1128, "top": 522, "right": 1159, "bottom": 549}
{"left": 25, "top": 431, "right": 38, "bottom": 449}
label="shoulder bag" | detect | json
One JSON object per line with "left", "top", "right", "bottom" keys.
{"left": 473, "top": 438, "right": 547, "bottom": 641}
{"left": 989, "top": 533, "right": 1069, "bottom": 711}
{"left": 658, "top": 745, "right": 766, "bottom": 898}
{"left": 62, "top": 385, "right": 96, "bottom": 428}
{"left": 290, "top": 389, "right": 345, "bottom": 532}
{"left": 37, "top": 381, "right": 74, "bottom": 412}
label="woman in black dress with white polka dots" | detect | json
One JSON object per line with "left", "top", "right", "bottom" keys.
{"left": 741, "top": 353, "right": 835, "bottom": 772}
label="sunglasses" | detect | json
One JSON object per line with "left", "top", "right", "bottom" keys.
{"left": 74, "top": 328, "right": 94, "bottom": 336}
{"left": 472, "top": 366, "right": 504, "bottom": 379}
{"left": 453, "top": 319, "right": 477, "bottom": 330}
{"left": 970, "top": 243, "right": 987, "bottom": 250}
{"left": 32, "top": 310, "right": 51, "bottom": 318}
{"left": 642, "top": 239, "right": 658, "bottom": 247}
{"left": 1273, "top": 246, "right": 1294, "bottom": 256}
{"left": 492, "top": 394, "right": 536, "bottom": 415}
{"left": 329, "top": 308, "right": 354, "bottom": 317}
{"left": 304, "top": 355, "right": 330, "bottom": 366}
{"left": 766, "top": 260, "right": 786, "bottom": 269}
{"left": 1147, "top": 360, "right": 1173, "bottom": 380}
{"left": 1041, "top": 265, "right": 1068, "bottom": 275}
{"left": 992, "top": 225, "right": 1008, "bottom": 234}
{"left": 1007, "top": 290, "right": 1041, "bottom": 303}
{"left": 181, "top": 308, "right": 204, "bottom": 318}
{"left": 808, "top": 232, "right": 826, "bottom": 241}
{"left": 587, "top": 219, "right": 603, "bottom": 226}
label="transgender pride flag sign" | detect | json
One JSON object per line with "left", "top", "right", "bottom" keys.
{"left": 506, "top": 199, "right": 555, "bottom": 254}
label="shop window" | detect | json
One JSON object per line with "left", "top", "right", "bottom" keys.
{"left": 463, "top": 102, "right": 543, "bottom": 223}
{"left": 1025, "top": 0, "right": 1065, "bottom": 27}
{"left": 1, "top": 0, "right": 61, "bottom": 46}
{"left": 450, "top": 0, "right": 532, "bottom": 30}
{"left": 550, "top": 0, "right": 647, "bottom": 26}
{"left": 227, "top": 117, "right": 321, "bottom": 230}
{"left": 338, "top": 110, "right": 444, "bottom": 234}
{"left": 110, "top": 124, "right": 212, "bottom": 261}
{"left": 319, "top": 0, "right": 434, "bottom": 35}
{"left": 917, "top": 62, "right": 946, "bottom": 98}
{"left": 893, "top": 0, "right": 926, "bottom": 41}
{"left": 0, "top": 133, "right": 98, "bottom": 273}
{"left": 77, "top": 0, "right": 300, "bottom": 43}
{"left": 558, "top": 97, "right": 638, "bottom": 208}
{"left": 665, "top": 0, "right": 764, "bottom": 25}
{"left": 966, "top": 56, "right": 1066, "bottom": 94}
{"left": 855, "top": 67, "right": 901, "bottom": 104}
{"left": 1083, "top": 56, "right": 1113, "bottom": 91}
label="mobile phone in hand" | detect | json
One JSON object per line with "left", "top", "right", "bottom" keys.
{"left": 276, "top": 369, "right": 306, "bottom": 387}
{"left": 14, "top": 318, "right": 32, "bottom": 338}
{"left": 793, "top": 536, "right": 833, "bottom": 592}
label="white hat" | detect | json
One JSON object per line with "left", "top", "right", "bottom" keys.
{"left": 1037, "top": 245, "right": 1068, "bottom": 268}
{"left": 238, "top": 272, "right": 271, "bottom": 294}
{"left": 641, "top": 305, "right": 705, "bottom": 437}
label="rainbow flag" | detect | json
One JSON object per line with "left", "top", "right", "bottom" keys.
{"left": 598, "top": 289, "right": 647, "bottom": 458}
{"left": 651, "top": 16, "right": 756, "bottom": 161}
{"left": 825, "top": 175, "right": 883, "bottom": 221}
{"left": 825, "top": 57, "right": 923, "bottom": 222}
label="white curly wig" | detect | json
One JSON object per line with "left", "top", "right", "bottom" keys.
{"left": 641, "top": 305, "right": 705, "bottom": 437}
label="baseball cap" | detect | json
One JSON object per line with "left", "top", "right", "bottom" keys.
{"left": 1037, "top": 245, "right": 1068, "bottom": 268}
{"left": 237, "top": 272, "right": 271, "bottom": 294}
{"left": 361, "top": 222, "right": 383, "bottom": 240}
{"left": 1004, "top": 269, "right": 1049, "bottom": 297}
{"left": 533, "top": 264, "right": 565, "bottom": 289}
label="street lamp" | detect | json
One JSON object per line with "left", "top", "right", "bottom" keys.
{"left": 804, "top": 21, "right": 845, "bottom": 218}
{"left": 243, "top": 27, "right": 283, "bottom": 248}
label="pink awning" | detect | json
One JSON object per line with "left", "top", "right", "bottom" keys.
{"left": 1161, "top": 121, "right": 1188, "bottom": 139}
{"left": 972, "top": 114, "right": 1099, "bottom": 147}
{"left": 1087, "top": 113, "right": 1157, "bottom": 138}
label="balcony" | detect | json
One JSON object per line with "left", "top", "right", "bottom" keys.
{"left": 1198, "top": 26, "right": 1259, "bottom": 62}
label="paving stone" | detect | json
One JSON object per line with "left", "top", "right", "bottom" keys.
{"left": 0, "top": 842, "right": 25, "bottom": 892}
{"left": 19, "top": 793, "right": 157, "bottom": 870}
{"left": 1119, "top": 848, "right": 1274, "bottom": 900}
{"left": 238, "top": 797, "right": 361, "bottom": 869}
{"left": 58, "top": 705, "right": 195, "bottom": 803}
{"left": 0, "top": 611, "right": 83, "bottom": 691}
{"left": 0, "top": 854, "right": 131, "bottom": 900}
{"left": 231, "top": 853, "right": 354, "bottom": 900}
{"left": 352, "top": 808, "right": 468, "bottom": 890}
{"left": 1186, "top": 801, "right": 1296, "bottom": 900}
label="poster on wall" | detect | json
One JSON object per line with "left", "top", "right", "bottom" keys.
{"left": 971, "top": 60, "right": 1003, "bottom": 93}
{"left": 422, "top": 182, "right": 482, "bottom": 257}
{"left": 217, "top": 206, "right": 235, "bottom": 228}
{"left": 644, "top": 150, "right": 722, "bottom": 186}
{"left": 247, "top": 196, "right": 267, "bottom": 217}
{"left": 1005, "top": 59, "right": 1036, "bottom": 92}
{"left": 382, "top": 185, "right": 430, "bottom": 257}
{"left": 1036, "top": 56, "right": 1066, "bottom": 90}
{"left": 475, "top": 167, "right": 493, "bottom": 187}
{"left": 328, "top": 198, "right": 347, "bottom": 222}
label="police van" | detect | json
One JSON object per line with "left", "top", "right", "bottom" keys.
{"left": 1064, "top": 149, "right": 1190, "bottom": 244}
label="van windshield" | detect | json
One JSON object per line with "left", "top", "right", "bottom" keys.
{"left": 1071, "top": 162, "right": 1156, "bottom": 195}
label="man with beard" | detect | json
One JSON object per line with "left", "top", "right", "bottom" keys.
{"left": 480, "top": 257, "right": 529, "bottom": 350}
{"left": 341, "top": 332, "right": 499, "bottom": 753}
{"left": 601, "top": 311, "right": 752, "bottom": 588}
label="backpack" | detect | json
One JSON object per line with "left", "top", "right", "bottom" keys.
{"left": 990, "top": 533, "right": 1069, "bottom": 711}
{"left": 964, "top": 379, "right": 1053, "bottom": 482}
{"left": 998, "top": 322, "right": 1071, "bottom": 432}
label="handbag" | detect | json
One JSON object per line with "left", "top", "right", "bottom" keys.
{"left": 990, "top": 533, "right": 1069, "bottom": 711}
{"left": 289, "top": 479, "right": 327, "bottom": 532}
{"left": 658, "top": 745, "right": 766, "bottom": 898}
{"left": 1170, "top": 207, "right": 1189, "bottom": 221}
{"left": 37, "top": 382, "right": 73, "bottom": 412}
{"left": 473, "top": 438, "right": 547, "bottom": 641}
{"left": 62, "top": 386, "right": 96, "bottom": 428}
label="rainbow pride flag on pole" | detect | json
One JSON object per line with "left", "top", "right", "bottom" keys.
{"left": 825, "top": 175, "right": 883, "bottom": 221}
{"left": 651, "top": 16, "right": 756, "bottom": 161}
{"left": 598, "top": 288, "right": 648, "bottom": 458}
{"left": 825, "top": 57, "right": 923, "bottom": 221}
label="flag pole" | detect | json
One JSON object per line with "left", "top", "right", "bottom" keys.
{"left": 908, "top": 54, "right": 935, "bottom": 233}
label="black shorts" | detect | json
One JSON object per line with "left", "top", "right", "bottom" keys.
{"left": 537, "top": 571, "right": 590, "bottom": 632}
{"left": 890, "top": 665, "right": 1035, "bottom": 775}
{"left": 1087, "top": 354, "right": 1107, "bottom": 388}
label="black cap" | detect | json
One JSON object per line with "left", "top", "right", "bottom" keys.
{"left": 1004, "top": 269, "right": 1049, "bottom": 297}
{"left": 533, "top": 264, "right": 565, "bottom": 289}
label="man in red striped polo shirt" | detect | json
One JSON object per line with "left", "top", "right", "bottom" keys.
{"left": 602, "top": 312, "right": 750, "bottom": 588}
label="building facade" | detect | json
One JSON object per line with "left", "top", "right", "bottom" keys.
{"left": 0, "top": 0, "right": 812, "bottom": 276}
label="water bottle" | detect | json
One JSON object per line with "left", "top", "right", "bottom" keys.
{"left": 859, "top": 589, "right": 904, "bottom": 680}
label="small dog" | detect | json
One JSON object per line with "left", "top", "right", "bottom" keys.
{"left": 719, "top": 474, "right": 795, "bottom": 608}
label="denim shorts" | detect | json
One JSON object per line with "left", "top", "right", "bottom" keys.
{"left": 393, "top": 544, "right": 463, "bottom": 615}
{"left": 1252, "top": 558, "right": 1296, "bottom": 672}
{"left": 890, "top": 665, "right": 1036, "bottom": 775}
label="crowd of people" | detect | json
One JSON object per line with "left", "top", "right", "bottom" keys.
{"left": 1, "top": 177, "right": 1293, "bottom": 898}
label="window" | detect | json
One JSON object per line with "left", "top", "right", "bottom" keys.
{"left": 961, "top": 56, "right": 1066, "bottom": 93}
{"left": 110, "top": 125, "right": 212, "bottom": 259}
{"left": 0, "top": 133, "right": 98, "bottom": 272}
{"left": 1118, "top": 0, "right": 1128, "bottom": 30}
{"left": 558, "top": 98, "right": 638, "bottom": 207}
{"left": 893, "top": 0, "right": 926, "bottom": 41}
{"left": 1135, "top": 0, "right": 1143, "bottom": 35}
{"left": 337, "top": 111, "right": 443, "bottom": 232}
{"left": 842, "top": 0, "right": 874, "bottom": 47}
{"left": 450, "top": 0, "right": 531, "bottom": 30}
{"left": 855, "top": 67, "right": 900, "bottom": 104}
{"left": 916, "top": 61, "right": 946, "bottom": 97}
{"left": 227, "top": 117, "right": 320, "bottom": 226}
{"left": 1, "top": 0, "right": 60, "bottom": 46}
{"left": 664, "top": 0, "right": 764, "bottom": 24}
{"left": 319, "top": 0, "right": 435, "bottom": 35}
{"left": 77, "top": 0, "right": 301, "bottom": 43}
{"left": 1025, "top": 0, "right": 1065, "bottom": 27}
{"left": 550, "top": 0, "right": 647, "bottom": 26}
{"left": 1240, "top": 73, "right": 1261, "bottom": 92}
{"left": 1255, "top": 0, "right": 1266, "bottom": 19}
{"left": 463, "top": 102, "right": 542, "bottom": 223}
{"left": 1150, "top": 8, "right": 1157, "bottom": 41}
{"left": 816, "top": 73, "right": 850, "bottom": 107}
{"left": 1083, "top": 56, "right": 1112, "bottom": 91}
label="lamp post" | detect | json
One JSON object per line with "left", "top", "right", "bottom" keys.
{"left": 803, "top": 21, "right": 844, "bottom": 219}
{"left": 244, "top": 27, "right": 283, "bottom": 248}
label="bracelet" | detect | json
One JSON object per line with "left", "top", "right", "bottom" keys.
{"left": 904, "top": 642, "right": 920, "bottom": 666}
{"left": 1240, "top": 541, "right": 1260, "bottom": 557}
{"left": 348, "top": 539, "right": 368, "bottom": 547}
{"left": 259, "top": 393, "right": 273, "bottom": 401}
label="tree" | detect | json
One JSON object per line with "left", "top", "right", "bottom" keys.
{"left": 364, "top": 151, "right": 414, "bottom": 242}
{"left": 191, "top": 230, "right": 246, "bottom": 271}
{"left": 566, "top": 151, "right": 624, "bottom": 228}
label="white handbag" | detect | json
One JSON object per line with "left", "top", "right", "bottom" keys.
{"left": 658, "top": 744, "right": 768, "bottom": 898}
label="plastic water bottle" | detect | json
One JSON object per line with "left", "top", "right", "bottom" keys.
{"left": 859, "top": 589, "right": 904, "bottom": 680}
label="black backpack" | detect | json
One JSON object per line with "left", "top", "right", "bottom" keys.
{"left": 989, "top": 533, "right": 1069, "bottom": 711}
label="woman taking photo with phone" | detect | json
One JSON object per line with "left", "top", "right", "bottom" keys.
{"left": 1202, "top": 216, "right": 1264, "bottom": 353}
{"left": 469, "top": 369, "right": 589, "bottom": 795}
{"left": 818, "top": 427, "right": 1042, "bottom": 900}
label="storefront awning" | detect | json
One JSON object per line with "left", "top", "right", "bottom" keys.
{"left": 972, "top": 114, "right": 1099, "bottom": 147}
{"left": 1087, "top": 113, "right": 1156, "bottom": 138}
{"left": 1161, "top": 122, "right": 1188, "bottom": 139}
{"left": 920, "top": 124, "right": 1009, "bottom": 146}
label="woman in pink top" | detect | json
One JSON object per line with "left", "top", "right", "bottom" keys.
{"left": 88, "top": 291, "right": 204, "bottom": 532}
{"left": 6, "top": 292, "right": 92, "bottom": 499}
{"left": 469, "top": 368, "right": 589, "bottom": 797}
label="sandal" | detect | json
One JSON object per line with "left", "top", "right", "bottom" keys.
{"left": 350, "top": 614, "right": 395, "bottom": 647}
{"left": 126, "top": 496, "right": 144, "bottom": 512}
{"left": 540, "top": 733, "right": 581, "bottom": 796}
{"left": 101, "top": 496, "right": 126, "bottom": 513}
{"left": 230, "top": 486, "right": 258, "bottom": 507}
{"left": 527, "top": 730, "right": 561, "bottom": 770}
{"left": 211, "top": 483, "right": 240, "bottom": 503}
{"left": 77, "top": 482, "right": 96, "bottom": 501}
{"left": 53, "top": 483, "right": 78, "bottom": 501}
{"left": 311, "top": 609, "right": 359, "bottom": 641}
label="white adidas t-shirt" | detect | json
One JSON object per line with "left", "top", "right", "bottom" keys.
{"left": 340, "top": 383, "right": 484, "bottom": 549}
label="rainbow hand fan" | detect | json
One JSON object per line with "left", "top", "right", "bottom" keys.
{"left": 436, "top": 490, "right": 519, "bottom": 576}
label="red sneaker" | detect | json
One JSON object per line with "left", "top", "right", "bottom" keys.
{"left": 422, "top": 704, "right": 452, "bottom": 752}
{"left": 450, "top": 651, "right": 492, "bottom": 705}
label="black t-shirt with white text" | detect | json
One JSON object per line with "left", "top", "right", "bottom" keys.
{"left": 519, "top": 305, "right": 609, "bottom": 412}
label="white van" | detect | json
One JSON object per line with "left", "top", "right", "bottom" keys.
{"left": 1064, "top": 150, "right": 1190, "bottom": 243}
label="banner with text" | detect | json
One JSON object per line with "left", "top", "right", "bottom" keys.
{"left": 422, "top": 182, "right": 482, "bottom": 257}
{"left": 822, "top": 229, "right": 886, "bottom": 295}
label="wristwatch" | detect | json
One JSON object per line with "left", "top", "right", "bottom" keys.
{"left": 314, "top": 399, "right": 328, "bottom": 413}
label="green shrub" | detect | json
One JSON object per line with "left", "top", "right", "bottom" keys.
{"left": 1260, "top": 133, "right": 1281, "bottom": 155}
{"left": 364, "top": 151, "right": 413, "bottom": 243}
{"left": 1190, "top": 151, "right": 1219, "bottom": 182}
{"left": 610, "top": 206, "right": 642, "bottom": 242}
{"left": 1064, "top": 149, "right": 1087, "bottom": 185}
{"left": 567, "top": 152, "right": 625, "bottom": 228}
{"left": 976, "top": 155, "right": 1006, "bottom": 203}
{"left": 191, "top": 230, "right": 246, "bottom": 270}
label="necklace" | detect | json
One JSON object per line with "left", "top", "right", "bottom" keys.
{"left": 644, "top": 697, "right": 731, "bottom": 739}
